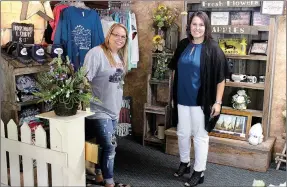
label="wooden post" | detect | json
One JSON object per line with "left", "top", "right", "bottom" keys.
{"left": 36, "top": 110, "right": 92, "bottom": 186}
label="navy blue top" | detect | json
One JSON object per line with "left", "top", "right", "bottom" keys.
{"left": 54, "top": 6, "right": 104, "bottom": 70}
{"left": 177, "top": 43, "right": 202, "bottom": 106}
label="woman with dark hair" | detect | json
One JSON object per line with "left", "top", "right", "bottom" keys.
{"left": 168, "top": 11, "right": 229, "bottom": 186}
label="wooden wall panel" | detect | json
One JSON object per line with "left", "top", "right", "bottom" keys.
{"left": 1, "top": 1, "right": 46, "bottom": 45}
{"left": 124, "top": 1, "right": 184, "bottom": 135}
{"left": 270, "top": 16, "right": 286, "bottom": 156}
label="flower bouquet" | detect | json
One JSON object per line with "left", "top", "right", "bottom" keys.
{"left": 33, "top": 55, "right": 98, "bottom": 116}
{"left": 152, "top": 4, "right": 179, "bottom": 30}
{"left": 231, "top": 90, "right": 251, "bottom": 110}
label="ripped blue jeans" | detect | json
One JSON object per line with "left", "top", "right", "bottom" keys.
{"left": 93, "top": 119, "right": 117, "bottom": 185}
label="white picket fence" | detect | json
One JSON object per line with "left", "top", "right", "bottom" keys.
{"left": 1, "top": 119, "right": 68, "bottom": 186}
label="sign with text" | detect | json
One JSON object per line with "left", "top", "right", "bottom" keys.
{"left": 261, "top": 1, "right": 285, "bottom": 15}
{"left": 12, "top": 23, "right": 34, "bottom": 44}
{"left": 201, "top": 1, "right": 261, "bottom": 8}
{"left": 212, "top": 25, "right": 257, "bottom": 35}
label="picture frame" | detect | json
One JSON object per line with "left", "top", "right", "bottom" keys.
{"left": 230, "top": 12, "right": 251, "bottom": 26}
{"left": 209, "top": 108, "right": 252, "bottom": 141}
{"left": 218, "top": 38, "right": 248, "bottom": 55}
{"left": 211, "top": 12, "right": 229, "bottom": 25}
{"left": 249, "top": 40, "right": 268, "bottom": 56}
{"left": 261, "top": 1, "right": 285, "bottom": 15}
{"left": 252, "top": 12, "right": 270, "bottom": 26}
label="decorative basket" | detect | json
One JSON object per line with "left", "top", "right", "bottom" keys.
{"left": 53, "top": 102, "right": 79, "bottom": 116}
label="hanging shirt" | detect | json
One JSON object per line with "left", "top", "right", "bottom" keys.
{"left": 83, "top": 46, "right": 124, "bottom": 120}
{"left": 54, "top": 6, "right": 104, "bottom": 70}
{"left": 130, "top": 12, "right": 139, "bottom": 69}
{"left": 49, "top": 4, "right": 68, "bottom": 41}
{"left": 101, "top": 19, "right": 117, "bottom": 37}
{"left": 177, "top": 43, "right": 202, "bottom": 106}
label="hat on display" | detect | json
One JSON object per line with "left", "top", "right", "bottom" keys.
{"left": 29, "top": 44, "right": 47, "bottom": 64}
{"left": 2, "top": 41, "right": 17, "bottom": 56}
{"left": 12, "top": 42, "right": 33, "bottom": 64}
{"left": 50, "top": 44, "right": 64, "bottom": 59}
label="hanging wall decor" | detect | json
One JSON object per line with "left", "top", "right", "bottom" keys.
{"left": 230, "top": 12, "right": 251, "bottom": 26}
{"left": 218, "top": 38, "right": 248, "bottom": 55}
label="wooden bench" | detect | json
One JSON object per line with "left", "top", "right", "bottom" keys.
{"left": 165, "top": 127, "right": 276, "bottom": 172}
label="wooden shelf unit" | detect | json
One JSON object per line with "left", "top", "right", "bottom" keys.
{"left": 222, "top": 106, "right": 263, "bottom": 118}
{"left": 225, "top": 54, "right": 267, "bottom": 61}
{"left": 143, "top": 52, "right": 173, "bottom": 146}
{"left": 1, "top": 55, "right": 50, "bottom": 125}
{"left": 225, "top": 82, "right": 265, "bottom": 90}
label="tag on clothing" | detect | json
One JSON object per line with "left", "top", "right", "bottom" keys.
{"left": 82, "top": 12, "right": 84, "bottom": 17}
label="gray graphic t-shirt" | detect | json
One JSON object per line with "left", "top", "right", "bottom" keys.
{"left": 83, "top": 46, "right": 124, "bottom": 120}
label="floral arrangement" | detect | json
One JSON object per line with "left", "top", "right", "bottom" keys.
{"left": 232, "top": 90, "right": 251, "bottom": 110}
{"left": 152, "top": 4, "right": 179, "bottom": 29}
{"left": 153, "top": 52, "right": 170, "bottom": 80}
{"left": 152, "top": 35, "right": 165, "bottom": 52}
{"left": 33, "top": 55, "right": 97, "bottom": 116}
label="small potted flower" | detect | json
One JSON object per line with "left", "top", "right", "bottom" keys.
{"left": 33, "top": 55, "right": 98, "bottom": 116}
{"left": 231, "top": 90, "right": 251, "bottom": 110}
{"left": 152, "top": 35, "right": 165, "bottom": 53}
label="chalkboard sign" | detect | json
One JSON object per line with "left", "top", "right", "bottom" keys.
{"left": 12, "top": 23, "right": 34, "bottom": 44}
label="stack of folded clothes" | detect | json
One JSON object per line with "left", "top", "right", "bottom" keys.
{"left": 16, "top": 75, "right": 40, "bottom": 102}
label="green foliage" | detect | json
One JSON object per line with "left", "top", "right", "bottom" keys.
{"left": 153, "top": 52, "right": 170, "bottom": 80}
{"left": 33, "top": 55, "right": 99, "bottom": 108}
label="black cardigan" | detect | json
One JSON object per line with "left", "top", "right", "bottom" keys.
{"left": 168, "top": 38, "right": 230, "bottom": 132}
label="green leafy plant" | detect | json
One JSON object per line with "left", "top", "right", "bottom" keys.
{"left": 153, "top": 52, "right": 170, "bottom": 80}
{"left": 33, "top": 55, "right": 98, "bottom": 111}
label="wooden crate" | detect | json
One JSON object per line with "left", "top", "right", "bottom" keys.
{"left": 165, "top": 127, "right": 276, "bottom": 172}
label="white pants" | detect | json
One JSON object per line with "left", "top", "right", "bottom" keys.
{"left": 177, "top": 104, "right": 209, "bottom": 172}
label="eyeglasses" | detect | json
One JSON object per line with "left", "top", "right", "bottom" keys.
{"left": 111, "top": 33, "right": 127, "bottom": 40}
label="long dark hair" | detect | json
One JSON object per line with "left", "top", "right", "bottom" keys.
{"left": 186, "top": 11, "right": 213, "bottom": 42}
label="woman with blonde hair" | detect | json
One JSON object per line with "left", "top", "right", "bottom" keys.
{"left": 84, "top": 23, "right": 130, "bottom": 187}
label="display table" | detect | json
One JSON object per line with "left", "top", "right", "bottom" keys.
{"left": 165, "top": 127, "right": 276, "bottom": 172}
{"left": 36, "top": 110, "right": 93, "bottom": 186}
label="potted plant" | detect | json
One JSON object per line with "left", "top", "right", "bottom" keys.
{"left": 231, "top": 90, "right": 251, "bottom": 110}
{"left": 33, "top": 55, "right": 97, "bottom": 116}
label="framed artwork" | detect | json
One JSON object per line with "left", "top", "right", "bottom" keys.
{"left": 230, "top": 12, "right": 251, "bottom": 26}
{"left": 249, "top": 40, "right": 268, "bottom": 56}
{"left": 209, "top": 108, "right": 252, "bottom": 141}
{"left": 218, "top": 38, "right": 248, "bottom": 55}
{"left": 261, "top": 1, "right": 285, "bottom": 15}
{"left": 211, "top": 12, "right": 229, "bottom": 25}
{"left": 252, "top": 12, "right": 270, "bottom": 26}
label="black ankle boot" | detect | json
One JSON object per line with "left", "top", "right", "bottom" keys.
{"left": 174, "top": 162, "right": 190, "bottom": 177}
{"left": 184, "top": 171, "right": 204, "bottom": 187}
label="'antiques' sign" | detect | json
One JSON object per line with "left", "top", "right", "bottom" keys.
{"left": 12, "top": 23, "right": 34, "bottom": 44}
{"left": 201, "top": 1, "right": 261, "bottom": 8}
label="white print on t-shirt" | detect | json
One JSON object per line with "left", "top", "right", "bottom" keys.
{"left": 36, "top": 48, "right": 44, "bottom": 56}
{"left": 71, "top": 25, "right": 91, "bottom": 50}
